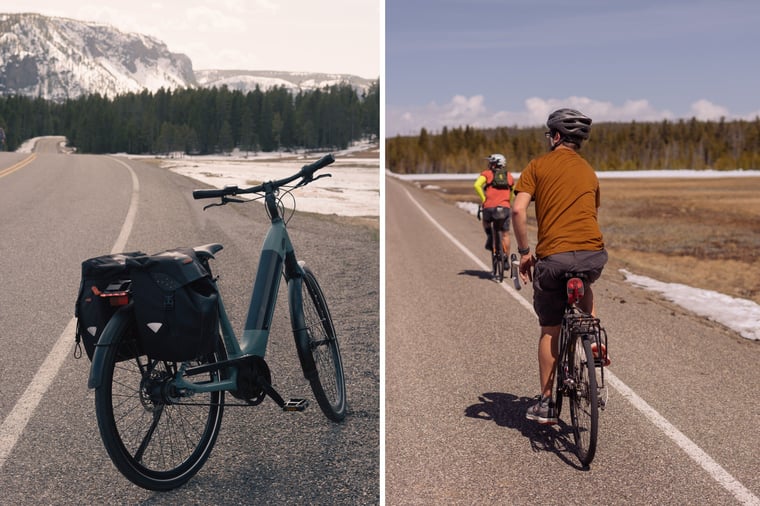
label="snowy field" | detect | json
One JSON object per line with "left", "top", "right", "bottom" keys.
{"left": 389, "top": 170, "right": 760, "bottom": 341}
{"left": 17, "top": 137, "right": 380, "bottom": 218}
{"left": 158, "top": 149, "right": 380, "bottom": 217}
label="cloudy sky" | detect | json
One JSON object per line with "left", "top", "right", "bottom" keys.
{"left": 386, "top": 0, "right": 760, "bottom": 135}
{"left": 5, "top": 1, "right": 380, "bottom": 78}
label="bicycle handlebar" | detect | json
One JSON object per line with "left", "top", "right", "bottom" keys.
{"left": 192, "top": 153, "right": 335, "bottom": 200}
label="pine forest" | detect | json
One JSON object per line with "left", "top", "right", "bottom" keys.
{"left": 386, "top": 117, "right": 760, "bottom": 173}
{"left": 0, "top": 81, "right": 379, "bottom": 155}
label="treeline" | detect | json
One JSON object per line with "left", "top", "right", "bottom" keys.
{"left": 386, "top": 117, "right": 760, "bottom": 173}
{"left": 0, "top": 81, "right": 379, "bottom": 154}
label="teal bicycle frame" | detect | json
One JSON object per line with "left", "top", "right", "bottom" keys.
{"left": 177, "top": 189, "right": 309, "bottom": 397}
{"left": 88, "top": 186, "right": 311, "bottom": 400}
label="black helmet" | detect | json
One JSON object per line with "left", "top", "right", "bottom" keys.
{"left": 546, "top": 108, "right": 592, "bottom": 140}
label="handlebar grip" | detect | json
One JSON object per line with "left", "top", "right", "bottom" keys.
{"left": 193, "top": 187, "right": 236, "bottom": 199}
{"left": 302, "top": 153, "right": 335, "bottom": 174}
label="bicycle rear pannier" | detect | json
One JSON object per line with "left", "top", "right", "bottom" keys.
{"left": 128, "top": 248, "right": 219, "bottom": 361}
{"left": 75, "top": 251, "right": 145, "bottom": 361}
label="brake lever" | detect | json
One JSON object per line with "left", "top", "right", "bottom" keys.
{"left": 298, "top": 172, "right": 332, "bottom": 187}
{"left": 203, "top": 195, "right": 245, "bottom": 211}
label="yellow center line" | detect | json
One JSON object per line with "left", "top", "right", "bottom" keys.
{"left": 0, "top": 154, "right": 37, "bottom": 179}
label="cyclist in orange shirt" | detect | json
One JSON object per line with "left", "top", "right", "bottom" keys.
{"left": 511, "top": 109, "right": 608, "bottom": 424}
{"left": 474, "top": 154, "right": 514, "bottom": 255}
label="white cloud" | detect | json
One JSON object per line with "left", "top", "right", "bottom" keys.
{"left": 386, "top": 94, "right": 754, "bottom": 136}
{"left": 689, "top": 99, "right": 729, "bottom": 121}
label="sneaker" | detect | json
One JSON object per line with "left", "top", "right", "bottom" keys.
{"left": 526, "top": 395, "right": 557, "bottom": 424}
{"left": 591, "top": 342, "right": 611, "bottom": 366}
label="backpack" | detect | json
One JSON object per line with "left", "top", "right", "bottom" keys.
{"left": 490, "top": 167, "right": 512, "bottom": 190}
{"left": 127, "top": 248, "right": 219, "bottom": 362}
{"left": 75, "top": 251, "right": 145, "bottom": 361}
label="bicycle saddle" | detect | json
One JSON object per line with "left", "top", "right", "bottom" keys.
{"left": 193, "top": 243, "right": 224, "bottom": 260}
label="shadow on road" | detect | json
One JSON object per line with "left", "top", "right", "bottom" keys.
{"left": 464, "top": 392, "right": 587, "bottom": 470}
{"left": 457, "top": 269, "right": 494, "bottom": 281}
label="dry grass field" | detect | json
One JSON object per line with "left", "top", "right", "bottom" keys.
{"left": 420, "top": 176, "right": 760, "bottom": 304}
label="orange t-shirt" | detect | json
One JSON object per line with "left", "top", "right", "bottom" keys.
{"left": 514, "top": 148, "right": 604, "bottom": 258}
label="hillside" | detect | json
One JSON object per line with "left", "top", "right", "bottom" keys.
{"left": 0, "top": 13, "right": 372, "bottom": 100}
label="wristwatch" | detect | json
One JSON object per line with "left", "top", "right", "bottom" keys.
{"left": 518, "top": 246, "right": 531, "bottom": 255}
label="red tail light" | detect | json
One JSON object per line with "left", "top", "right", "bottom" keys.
{"left": 566, "top": 277, "right": 585, "bottom": 305}
{"left": 100, "top": 291, "right": 130, "bottom": 307}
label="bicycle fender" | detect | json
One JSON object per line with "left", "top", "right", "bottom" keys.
{"left": 287, "top": 276, "right": 317, "bottom": 380}
{"left": 87, "top": 305, "right": 133, "bottom": 389}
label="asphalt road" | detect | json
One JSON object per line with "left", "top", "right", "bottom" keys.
{"left": 0, "top": 139, "right": 379, "bottom": 504}
{"left": 385, "top": 175, "right": 760, "bottom": 505}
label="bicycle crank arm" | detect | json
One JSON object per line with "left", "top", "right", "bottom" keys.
{"left": 253, "top": 372, "right": 308, "bottom": 412}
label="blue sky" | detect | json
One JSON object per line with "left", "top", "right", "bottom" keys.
{"left": 4, "top": 1, "right": 380, "bottom": 78}
{"left": 385, "top": 0, "right": 760, "bottom": 136}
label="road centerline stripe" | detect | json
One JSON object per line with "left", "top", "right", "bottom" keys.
{"left": 0, "top": 157, "right": 139, "bottom": 470}
{"left": 0, "top": 154, "right": 37, "bottom": 178}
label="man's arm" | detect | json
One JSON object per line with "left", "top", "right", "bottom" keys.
{"left": 511, "top": 191, "right": 534, "bottom": 282}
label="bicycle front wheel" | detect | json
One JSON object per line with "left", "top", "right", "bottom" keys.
{"left": 93, "top": 306, "right": 226, "bottom": 491}
{"left": 294, "top": 267, "right": 347, "bottom": 421}
{"left": 568, "top": 334, "right": 599, "bottom": 466}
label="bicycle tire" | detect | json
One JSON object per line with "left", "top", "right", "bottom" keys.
{"left": 294, "top": 267, "right": 347, "bottom": 422}
{"left": 93, "top": 306, "right": 226, "bottom": 491}
{"left": 492, "top": 227, "right": 504, "bottom": 282}
{"left": 497, "top": 249, "right": 505, "bottom": 282}
{"left": 568, "top": 334, "right": 599, "bottom": 466}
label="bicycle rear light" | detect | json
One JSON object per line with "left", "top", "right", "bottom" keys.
{"left": 566, "top": 277, "right": 585, "bottom": 304}
{"left": 93, "top": 281, "right": 131, "bottom": 307}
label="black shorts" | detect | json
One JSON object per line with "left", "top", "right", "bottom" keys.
{"left": 533, "top": 249, "right": 608, "bottom": 326}
{"left": 482, "top": 206, "right": 511, "bottom": 232}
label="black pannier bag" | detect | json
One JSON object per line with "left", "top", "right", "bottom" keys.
{"left": 75, "top": 251, "right": 145, "bottom": 361}
{"left": 127, "top": 248, "right": 219, "bottom": 362}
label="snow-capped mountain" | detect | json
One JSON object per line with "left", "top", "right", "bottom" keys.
{"left": 0, "top": 13, "right": 374, "bottom": 101}
{"left": 0, "top": 13, "right": 195, "bottom": 100}
{"left": 195, "top": 69, "right": 374, "bottom": 95}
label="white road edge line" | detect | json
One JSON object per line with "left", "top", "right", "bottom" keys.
{"left": 401, "top": 186, "right": 760, "bottom": 506}
{"left": 0, "top": 157, "right": 139, "bottom": 470}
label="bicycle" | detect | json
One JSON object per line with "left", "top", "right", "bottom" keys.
{"left": 478, "top": 205, "right": 509, "bottom": 282}
{"left": 86, "top": 154, "right": 346, "bottom": 490}
{"left": 553, "top": 272, "right": 609, "bottom": 466}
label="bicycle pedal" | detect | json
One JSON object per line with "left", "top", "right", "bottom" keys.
{"left": 282, "top": 398, "right": 309, "bottom": 412}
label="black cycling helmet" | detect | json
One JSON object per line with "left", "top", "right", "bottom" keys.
{"left": 546, "top": 108, "right": 592, "bottom": 141}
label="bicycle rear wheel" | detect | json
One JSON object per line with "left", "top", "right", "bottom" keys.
{"left": 492, "top": 229, "right": 504, "bottom": 282}
{"left": 294, "top": 267, "right": 346, "bottom": 421}
{"left": 93, "top": 306, "right": 226, "bottom": 491}
{"left": 568, "top": 334, "right": 599, "bottom": 466}
{"left": 492, "top": 250, "right": 504, "bottom": 282}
